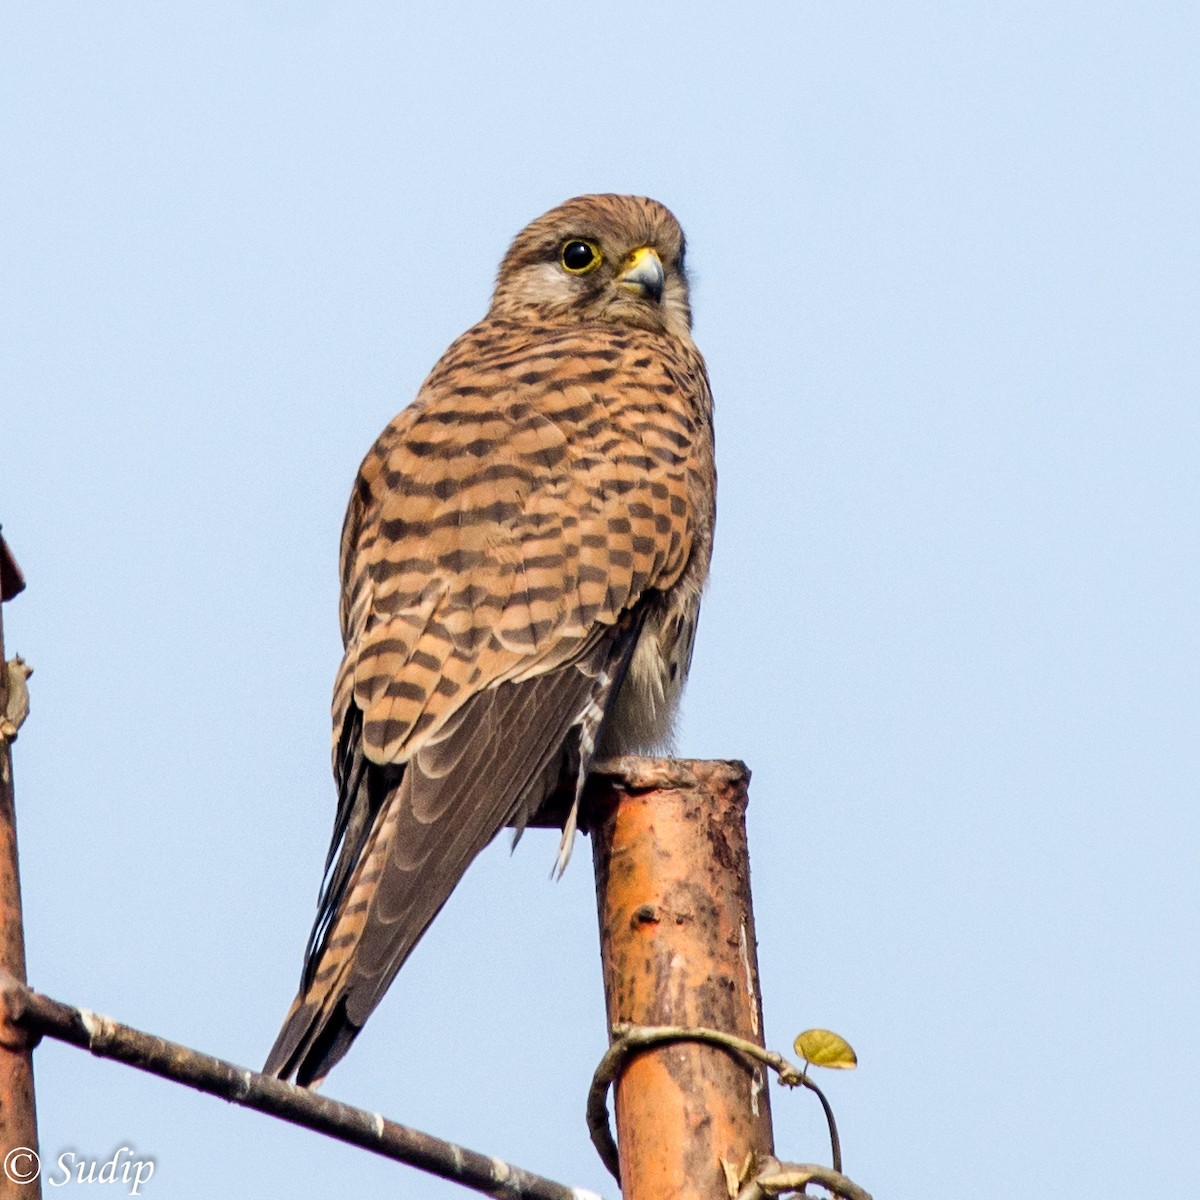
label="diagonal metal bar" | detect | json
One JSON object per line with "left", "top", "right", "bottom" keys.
{"left": 1, "top": 976, "right": 602, "bottom": 1200}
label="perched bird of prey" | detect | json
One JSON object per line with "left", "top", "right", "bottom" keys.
{"left": 265, "top": 194, "right": 715, "bottom": 1086}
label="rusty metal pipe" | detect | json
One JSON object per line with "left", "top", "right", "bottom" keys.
{"left": 0, "top": 532, "right": 39, "bottom": 1200}
{"left": 588, "top": 757, "right": 773, "bottom": 1200}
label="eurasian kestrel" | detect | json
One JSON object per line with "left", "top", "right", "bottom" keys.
{"left": 265, "top": 194, "right": 715, "bottom": 1085}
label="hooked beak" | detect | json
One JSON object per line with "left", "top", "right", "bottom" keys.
{"left": 616, "top": 246, "right": 665, "bottom": 304}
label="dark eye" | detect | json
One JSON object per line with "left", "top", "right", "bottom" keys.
{"left": 561, "top": 239, "right": 601, "bottom": 274}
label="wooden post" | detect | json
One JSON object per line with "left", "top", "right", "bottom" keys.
{"left": 589, "top": 757, "right": 773, "bottom": 1200}
{"left": 0, "top": 532, "right": 40, "bottom": 1199}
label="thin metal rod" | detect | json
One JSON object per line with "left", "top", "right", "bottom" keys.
{"left": 2, "top": 977, "right": 600, "bottom": 1200}
{"left": 0, "top": 530, "right": 40, "bottom": 1200}
{"left": 588, "top": 757, "right": 774, "bottom": 1200}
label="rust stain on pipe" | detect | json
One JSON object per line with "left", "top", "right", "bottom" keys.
{"left": 0, "top": 534, "right": 40, "bottom": 1199}
{"left": 589, "top": 757, "right": 773, "bottom": 1200}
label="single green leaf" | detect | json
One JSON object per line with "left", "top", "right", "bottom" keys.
{"left": 793, "top": 1028, "right": 858, "bottom": 1069}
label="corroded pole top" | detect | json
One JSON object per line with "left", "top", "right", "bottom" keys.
{"left": 521, "top": 755, "right": 751, "bottom": 832}
{"left": 591, "top": 755, "right": 750, "bottom": 793}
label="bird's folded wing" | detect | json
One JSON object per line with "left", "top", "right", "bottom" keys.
{"left": 263, "top": 615, "right": 641, "bottom": 1084}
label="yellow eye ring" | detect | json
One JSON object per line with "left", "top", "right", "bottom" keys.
{"left": 560, "top": 239, "right": 602, "bottom": 274}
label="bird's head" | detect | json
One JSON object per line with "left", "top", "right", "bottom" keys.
{"left": 489, "top": 194, "right": 693, "bottom": 340}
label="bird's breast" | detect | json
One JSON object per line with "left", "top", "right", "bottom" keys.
{"left": 600, "top": 576, "right": 704, "bottom": 757}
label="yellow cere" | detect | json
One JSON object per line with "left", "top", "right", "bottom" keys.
{"left": 624, "top": 246, "right": 658, "bottom": 271}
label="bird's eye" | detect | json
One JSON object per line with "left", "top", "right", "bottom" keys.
{"left": 560, "top": 239, "right": 601, "bottom": 274}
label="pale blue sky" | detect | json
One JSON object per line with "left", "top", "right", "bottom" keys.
{"left": 3, "top": 3, "right": 1197, "bottom": 1197}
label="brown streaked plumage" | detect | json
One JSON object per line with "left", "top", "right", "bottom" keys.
{"left": 265, "top": 194, "right": 716, "bottom": 1086}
